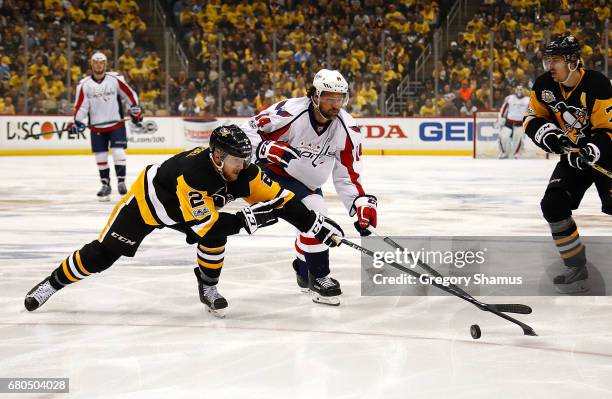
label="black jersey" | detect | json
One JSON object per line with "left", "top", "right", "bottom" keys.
{"left": 524, "top": 69, "right": 612, "bottom": 155}
{"left": 128, "top": 147, "right": 294, "bottom": 237}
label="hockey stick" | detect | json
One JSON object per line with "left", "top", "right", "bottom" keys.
{"left": 333, "top": 236, "right": 537, "bottom": 336}
{"left": 29, "top": 118, "right": 131, "bottom": 138}
{"left": 367, "top": 227, "right": 532, "bottom": 315}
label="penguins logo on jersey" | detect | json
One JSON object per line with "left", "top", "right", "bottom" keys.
{"left": 552, "top": 102, "right": 588, "bottom": 144}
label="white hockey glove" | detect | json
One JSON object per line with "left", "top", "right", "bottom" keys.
{"left": 237, "top": 197, "right": 284, "bottom": 234}
{"left": 256, "top": 140, "right": 301, "bottom": 168}
{"left": 533, "top": 123, "right": 565, "bottom": 154}
{"left": 305, "top": 213, "right": 344, "bottom": 247}
{"left": 566, "top": 143, "right": 600, "bottom": 170}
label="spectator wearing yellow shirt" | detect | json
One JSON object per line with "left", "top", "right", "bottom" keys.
{"left": 518, "top": 15, "right": 533, "bottom": 33}
{"left": 28, "top": 56, "right": 49, "bottom": 77}
{"left": 119, "top": 0, "right": 139, "bottom": 13}
{"left": 369, "top": 56, "right": 383, "bottom": 75}
{"left": 118, "top": 49, "right": 137, "bottom": 71}
{"left": 550, "top": 14, "right": 566, "bottom": 36}
{"left": 498, "top": 13, "right": 517, "bottom": 33}
{"left": 143, "top": 51, "right": 161, "bottom": 73}
{"left": 28, "top": 70, "right": 48, "bottom": 89}
{"left": 532, "top": 25, "right": 544, "bottom": 44}
{"left": 414, "top": 15, "right": 430, "bottom": 35}
{"left": 88, "top": 3, "right": 105, "bottom": 24}
{"left": 277, "top": 42, "right": 294, "bottom": 66}
{"left": 419, "top": 98, "right": 436, "bottom": 117}
{"left": 462, "top": 26, "right": 476, "bottom": 45}
{"left": 1, "top": 97, "right": 15, "bottom": 114}
{"left": 466, "top": 15, "right": 484, "bottom": 32}
{"left": 451, "top": 60, "right": 471, "bottom": 81}
{"left": 519, "top": 31, "right": 536, "bottom": 52}
{"left": 68, "top": 4, "right": 86, "bottom": 23}
{"left": 46, "top": 73, "right": 65, "bottom": 100}
{"left": 129, "top": 61, "right": 148, "bottom": 82}
{"left": 594, "top": 0, "right": 610, "bottom": 23}
{"left": 49, "top": 48, "right": 67, "bottom": 72}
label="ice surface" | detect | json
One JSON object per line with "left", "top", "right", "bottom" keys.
{"left": 1, "top": 155, "right": 611, "bottom": 398}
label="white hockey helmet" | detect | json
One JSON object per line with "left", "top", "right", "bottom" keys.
{"left": 91, "top": 51, "right": 107, "bottom": 63}
{"left": 312, "top": 69, "right": 349, "bottom": 107}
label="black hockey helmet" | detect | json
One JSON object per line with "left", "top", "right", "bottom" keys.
{"left": 544, "top": 35, "right": 581, "bottom": 64}
{"left": 209, "top": 124, "right": 252, "bottom": 161}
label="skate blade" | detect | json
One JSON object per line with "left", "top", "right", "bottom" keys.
{"left": 312, "top": 294, "right": 340, "bottom": 306}
{"left": 300, "top": 287, "right": 311, "bottom": 294}
{"left": 98, "top": 196, "right": 111, "bottom": 202}
{"left": 207, "top": 307, "right": 226, "bottom": 318}
{"left": 554, "top": 280, "right": 590, "bottom": 294}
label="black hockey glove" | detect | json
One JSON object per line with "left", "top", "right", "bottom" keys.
{"left": 69, "top": 120, "right": 86, "bottom": 135}
{"left": 237, "top": 197, "right": 284, "bottom": 234}
{"left": 533, "top": 123, "right": 564, "bottom": 154}
{"left": 566, "top": 143, "right": 600, "bottom": 170}
{"left": 305, "top": 213, "right": 344, "bottom": 247}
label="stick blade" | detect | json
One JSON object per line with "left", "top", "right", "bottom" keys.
{"left": 489, "top": 304, "right": 532, "bottom": 314}
{"left": 523, "top": 326, "right": 538, "bottom": 336}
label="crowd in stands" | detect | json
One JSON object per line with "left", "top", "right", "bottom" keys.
{"left": 410, "top": 0, "right": 612, "bottom": 117}
{"left": 0, "top": 0, "right": 610, "bottom": 117}
{"left": 169, "top": 0, "right": 446, "bottom": 116}
{"left": 0, "top": 0, "right": 155, "bottom": 115}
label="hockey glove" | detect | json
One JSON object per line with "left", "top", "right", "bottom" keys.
{"left": 68, "top": 120, "right": 87, "bottom": 134}
{"left": 256, "top": 140, "right": 301, "bottom": 168}
{"left": 305, "top": 213, "right": 344, "bottom": 247}
{"left": 129, "top": 105, "right": 143, "bottom": 124}
{"left": 350, "top": 195, "right": 378, "bottom": 236}
{"left": 237, "top": 197, "right": 284, "bottom": 234}
{"left": 566, "top": 143, "right": 601, "bottom": 170}
{"left": 533, "top": 123, "right": 564, "bottom": 154}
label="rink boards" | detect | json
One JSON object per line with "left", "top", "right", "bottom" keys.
{"left": 0, "top": 115, "right": 482, "bottom": 156}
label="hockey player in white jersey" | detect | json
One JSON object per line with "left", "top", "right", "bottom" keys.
{"left": 496, "top": 84, "right": 530, "bottom": 158}
{"left": 241, "top": 69, "right": 377, "bottom": 305}
{"left": 70, "top": 51, "right": 143, "bottom": 201}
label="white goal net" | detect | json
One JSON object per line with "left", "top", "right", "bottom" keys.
{"left": 473, "top": 110, "right": 549, "bottom": 159}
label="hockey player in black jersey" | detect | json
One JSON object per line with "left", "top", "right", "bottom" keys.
{"left": 523, "top": 35, "right": 612, "bottom": 293}
{"left": 24, "top": 125, "right": 344, "bottom": 317}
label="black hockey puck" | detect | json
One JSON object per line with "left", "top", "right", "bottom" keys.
{"left": 470, "top": 324, "right": 481, "bottom": 339}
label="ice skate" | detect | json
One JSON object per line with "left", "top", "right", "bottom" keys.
{"left": 24, "top": 277, "right": 58, "bottom": 311}
{"left": 194, "top": 268, "right": 228, "bottom": 318}
{"left": 97, "top": 184, "right": 111, "bottom": 202}
{"left": 293, "top": 260, "right": 310, "bottom": 293}
{"left": 554, "top": 264, "right": 589, "bottom": 294}
{"left": 117, "top": 181, "right": 128, "bottom": 195}
{"left": 309, "top": 273, "right": 341, "bottom": 306}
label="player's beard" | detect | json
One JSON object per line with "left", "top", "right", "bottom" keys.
{"left": 320, "top": 107, "right": 339, "bottom": 120}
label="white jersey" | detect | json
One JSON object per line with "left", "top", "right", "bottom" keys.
{"left": 498, "top": 94, "right": 530, "bottom": 124}
{"left": 74, "top": 72, "right": 139, "bottom": 133}
{"left": 241, "top": 97, "right": 365, "bottom": 214}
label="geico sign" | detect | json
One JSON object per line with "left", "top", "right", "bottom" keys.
{"left": 5, "top": 120, "right": 85, "bottom": 141}
{"left": 419, "top": 121, "right": 474, "bottom": 141}
{"left": 363, "top": 124, "right": 407, "bottom": 138}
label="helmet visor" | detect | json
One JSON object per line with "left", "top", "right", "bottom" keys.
{"left": 542, "top": 55, "right": 565, "bottom": 71}
{"left": 222, "top": 153, "right": 251, "bottom": 168}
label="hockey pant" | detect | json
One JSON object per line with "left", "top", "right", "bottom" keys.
{"left": 540, "top": 159, "right": 612, "bottom": 267}
{"left": 49, "top": 191, "right": 231, "bottom": 289}
{"left": 294, "top": 193, "right": 332, "bottom": 280}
